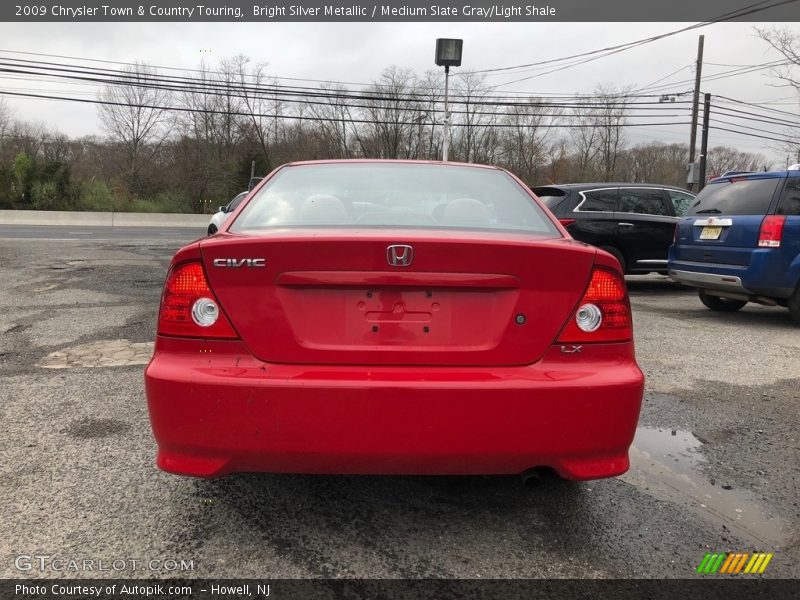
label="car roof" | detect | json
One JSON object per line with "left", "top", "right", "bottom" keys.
{"left": 532, "top": 182, "right": 691, "bottom": 191}
{"left": 708, "top": 169, "right": 800, "bottom": 183}
{"left": 282, "top": 159, "right": 502, "bottom": 171}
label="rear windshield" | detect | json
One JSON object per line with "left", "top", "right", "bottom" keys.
{"left": 231, "top": 163, "right": 559, "bottom": 235}
{"left": 687, "top": 177, "right": 781, "bottom": 216}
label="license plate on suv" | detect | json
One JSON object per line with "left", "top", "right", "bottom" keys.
{"left": 700, "top": 226, "right": 722, "bottom": 240}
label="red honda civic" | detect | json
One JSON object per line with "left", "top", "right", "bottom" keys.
{"left": 145, "top": 160, "right": 644, "bottom": 480}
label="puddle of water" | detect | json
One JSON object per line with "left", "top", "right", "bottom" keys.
{"left": 622, "top": 426, "right": 787, "bottom": 548}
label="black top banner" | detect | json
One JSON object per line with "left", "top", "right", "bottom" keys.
{"left": 3, "top": 0, "right": 800, "bottom": 22}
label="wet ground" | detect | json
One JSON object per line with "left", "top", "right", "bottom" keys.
{"left": 0, "top": 231, "right": 797, "bottom": 578}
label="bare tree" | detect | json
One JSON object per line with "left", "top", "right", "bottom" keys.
{"left": 178, "top": 58, "right": 246, "bottom": 205}
{"left": 451, "top": 72, "right": 500, "bottom": 164}
{"left": 756, "top": 27, "right": 800, "bottom": 164}
{"left": 7, "top": 120, "right": 49, "bottom": 159}
{"left": 706, "top": 146, "right": 770, "bottom": 177}
{"left": 617, "top": 142, "right": 688, "bottom": 186}
{"left": 97, "top": 61, "right": 173, "bottom": 195}
{"left": 307, "top": 83, "right": 357, "bottom": 158}
{"left": 566, "top": 85, "right": 631, "bottom": 181}
{"left": 0, "top": 97, "right": 12, "bottom": 144}
{"left": 593, "top": 84, "right": 631, "bottom": 180}
{"left": 784, "top": 130, "right": 800, "bottom": 165}
{"left": 362, "top": 66, "right": 419, "bottom": 159}
{"left": 757, "top": 27, "right": 800, "bottom": 94}
{"left": 500, "top": 97, "right": 562, "bottom": 184}
{"left": 415, "top": 70, "right": 444, "bottom": 160}
{"left": 235, "top": 55, "right": 280, "bottom": 172}
{"left": 568, "top": 95, "right": 602, "bottom": 180}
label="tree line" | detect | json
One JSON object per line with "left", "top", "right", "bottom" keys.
{"left": 0, "top": 59, "right": 774, "bottom": 214}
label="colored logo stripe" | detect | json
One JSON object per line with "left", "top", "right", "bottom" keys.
{"left": 698, "top": 552, "right": 773, "bottom": 574}
{"left": 697, "top": 553, "right": 726, "bottom": 574}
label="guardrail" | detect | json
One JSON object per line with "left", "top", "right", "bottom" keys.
{"left": 0, "top": 210, "right": 208, "bottom": 228}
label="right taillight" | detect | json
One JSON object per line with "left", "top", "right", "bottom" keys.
{"left": 557, "top": 267, "right": 633, "bottom": 343}
{"left": 758, "top": 215, "right": 786, "bottom": 248}
{"left": 157, "top": 261, "right": 238, "bottom": 339}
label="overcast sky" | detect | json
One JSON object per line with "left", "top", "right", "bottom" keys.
{"left": 0, "top": 21, "right": 798, "bottom": 165}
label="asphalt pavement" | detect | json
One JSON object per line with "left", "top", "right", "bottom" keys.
{"left": 0, "top": 227, "right": 797, "bottom": 579}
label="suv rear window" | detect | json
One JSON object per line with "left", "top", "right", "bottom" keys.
{"left": 777, "top": 177, "right": 800, "bottom": 216}
{"left": 687, "top": 178, "right": 781, "bottom": 216}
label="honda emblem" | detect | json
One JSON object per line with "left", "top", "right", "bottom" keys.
{"left": 387, "top": 245, "right": 413, "bottom": 267}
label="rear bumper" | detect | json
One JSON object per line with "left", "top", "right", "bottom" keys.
{"left": 144, "top": 338, "right": 644, "bottom": 480}
{"left": 668, "top": 268, "right": 750, "bottom": 295}
{"left": 668, "top": 252, "right": 797, "bottom": 299}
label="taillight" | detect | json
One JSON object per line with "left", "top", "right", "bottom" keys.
{"left": 559, "top": 218, "right": 576, "bottom": 227}
{"left": 758, "top": 215, "right": 786, "bottom": 248}
{"left": 157, "top": 261, "right": 238, "bottom": 338}
{"left": 557, "top": 267, "right": 632, "bottom": 343}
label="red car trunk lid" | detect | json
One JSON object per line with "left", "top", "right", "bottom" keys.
{"left": 200, "top": 230, "right": 595, "bottom": 366}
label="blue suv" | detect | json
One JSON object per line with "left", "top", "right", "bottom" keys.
{"left": 668, "top": 168, "right": 800, "bottom": 324}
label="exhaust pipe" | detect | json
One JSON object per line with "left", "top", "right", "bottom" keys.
{"left": 520, "top": 468, "right": 545, "bottom": 486}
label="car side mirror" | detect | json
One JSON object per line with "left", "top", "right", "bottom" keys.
{"left": 218, "top": 206, "right": 227, "bottom": 213}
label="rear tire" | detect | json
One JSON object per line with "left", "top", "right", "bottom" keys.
{"left": 698, "top": 289, "right": 747, "bottom": 312}
{"left": 207, "top": 224, "right": 218, "bottom": 235}
{"left": 599, "top": 246, "right": 626, "bottom": 274}
{"left": 788, "top": 286, "right": 800, "bottom": 325}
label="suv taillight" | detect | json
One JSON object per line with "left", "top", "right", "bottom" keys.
{"left": 157, "top": 261, "right": 238, "bottom": 338}
{"left": 557, "top": 267, "right": 633, "bottom": 343}
{"left": 758, "top": 215, "right": 786, "bottom": 248}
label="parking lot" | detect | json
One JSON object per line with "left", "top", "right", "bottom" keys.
{"left": 0, "top": 228, "right": 798, "bottom": 578}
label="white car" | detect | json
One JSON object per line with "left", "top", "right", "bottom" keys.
{"left": 208, "top": 191, "right": 247, "bottom": 235}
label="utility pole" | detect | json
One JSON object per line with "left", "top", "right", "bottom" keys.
{"left": 688, "top": 35, "right": 705, "bottom": 192}
{"left": 442, "top": 65, "right": 451, "bottom": 162}
{"left": 435, "top": 38, "right": 462, "bottom": 162}
{"left": 699, "top": 93, "right": 711, "bottom": 191}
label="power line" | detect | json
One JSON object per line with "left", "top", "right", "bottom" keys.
{"left": 479, "top": 0, "right": 799, "bottom": 87}
{"left": 710, "top": 124, "right": 799, "bottom": 145}
{"left": 710, "top": 116, "right": 794, "bottom": 138}
{"left": 0, "top": 47, "right": 686, "bottom": 102}
{"left": 0, "top": 58, "right": 696, "bottom": 111}
{"left": 0, "top": 89, "right": 693, "bottom": 130}
{"left": 714, "top": 94, "right": 800, "bottom": 119}
{"left": 711, "top": 105, "right": 799, "bottom": 128}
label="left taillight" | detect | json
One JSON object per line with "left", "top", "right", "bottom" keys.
{"left": 758, "top": 215, "right": 786, "bottom": 248}
{"left": 557, "top": 267, "right": 633, "bottom": 343}
{"left": 157, "top": 261, "right": 238, "bottom": 338}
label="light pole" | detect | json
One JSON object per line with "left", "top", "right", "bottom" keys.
{"left": 435, "top": 38, "right": 462, "bottom": 162}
